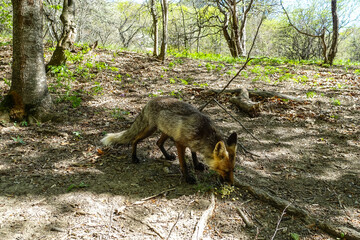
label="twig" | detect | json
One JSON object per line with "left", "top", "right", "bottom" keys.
{"left": 270, "top": 201, "right": 293, "bottom": 240}
{"left": 236, "top": 207, "right": 254, "bottom": 228}
{"left": 166, "top": 211, "right": 183, "bottom": 240}
{"left": 107, "top": 205, "right": 114, "bottom": 240}
{"left": 133, "top": 187, "right": 176, "bottom": 205}
{"left": 199, "top": 13, "right": 266, "bottom": 112}
{"left": 213, "top": 99, "right": 260, "bottom": 143}
{"left": 192, "top": 193, "right": 216, "bottom": 240}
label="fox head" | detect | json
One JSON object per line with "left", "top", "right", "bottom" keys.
{"left": 210, "top": 132, "right": 237, "bottom": 185}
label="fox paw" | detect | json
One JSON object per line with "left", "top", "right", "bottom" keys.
{"left": 132, "top": 156, "right": 141, "bottom": 164}
{"left": 185, "top": 174, "right": 197, "bottom": 184}
{"left": 194, "top": 162, "right": 206, "bottom": 171}
{"left": 165, "top": 153, "right": 176, "bottom": 161}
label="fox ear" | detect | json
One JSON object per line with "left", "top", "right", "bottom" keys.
{"left": 214, "top": 141, "right": 228, "bottom": 159}
{"left": 227, "top": 132, "right": 237, "bottom": 147}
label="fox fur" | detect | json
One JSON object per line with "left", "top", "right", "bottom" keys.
{"left": 101, "top": 97, "right": 237, "bottom": 184}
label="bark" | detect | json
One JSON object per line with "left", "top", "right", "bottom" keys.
{"left": 46, "top": 0, "right": 77, "bottom": 70}
{"left": 158, "top": 0, "right": 168, "bottom": 62}
{"left": 327, "top": 0, "right": 339, "bottom": 65}
{"left": 0, "top": 0, "right": 53, "bottom": 122}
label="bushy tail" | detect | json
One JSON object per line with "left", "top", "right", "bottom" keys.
{"left": 101, "top": 111, "right": 148, "bottom": 146}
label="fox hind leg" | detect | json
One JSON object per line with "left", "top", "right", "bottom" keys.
{"left": 131, "top": 126, "right": 156, "bottom": 163}
{"left": 156, "top": 133, "right": 176, "bottom": 160}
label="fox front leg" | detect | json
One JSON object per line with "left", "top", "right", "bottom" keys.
{"left": 191, "top": 152, "right": 205, "bottom": 171}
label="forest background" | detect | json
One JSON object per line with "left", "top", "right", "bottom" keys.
{"left": 1, "top": 0, "right": 360, "bottom": 62}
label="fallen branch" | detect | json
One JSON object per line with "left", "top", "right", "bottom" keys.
{"left": 236, "top": 207, "right": 254, "bottom": 228}
{"left": 248, "top": 90, "right": 304, "bottom": 102}
{"left": 166, "top": 211, "right": 183, "bottom": 240}
{"left": 270, "top": 201, "right": 293, "bottom": 240}
{"left": 192, "top": 193, "right": 216, "bottom": 240}
{"left": 234, "top": 177, "right": 360, "bottom": 240}
{"left": 133, "top": 187, "right": 176, "bottom": 205}
{"left": 211, "top": 89, "right": 304, "bottom": 102}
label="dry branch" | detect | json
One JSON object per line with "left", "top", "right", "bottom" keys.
{"left": 211, "top": 88, "right": 304, "bottom": 102}
{"left": 236, "top": 207, "right": 254, "bottom": 228}
{"left": 234, "top": 177, "right": 360, "bottom": 240}
{"left": 192, "top": 193, "right": 216, "bottom": 240}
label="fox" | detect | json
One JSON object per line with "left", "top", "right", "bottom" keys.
{"left": 101, "top": 97, "right": 237, "bottom": 185}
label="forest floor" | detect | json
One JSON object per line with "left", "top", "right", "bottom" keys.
{"left": 1, "top": 44, "right": 360, "bottom": 240}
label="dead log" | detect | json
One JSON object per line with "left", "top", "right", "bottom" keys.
{"left": 248, "top": 90, "right": 304, "bottom": 102}
{"left": 229, "top": 87, "right": 261, "bottom": 117}
{"left": 210, "top": 88, "right": 304, "bottom": 102}
{"left": 234, "top": 177, "right": 360, "bottom": 240}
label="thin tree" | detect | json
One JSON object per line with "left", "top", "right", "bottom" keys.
{"left": 213, "top": 0, "right": 254, "bottom": 58}
{"left": 149, "top": 0, "right": 159, "bottom": 56}
{"left": 0, "top": 0, "right": 52, "bottom": 122}
{"left": 158, "top": 0, "right": 168, "bottom": 62}
{"left": 328, "top": 0, "right": 339, "bottom": 65}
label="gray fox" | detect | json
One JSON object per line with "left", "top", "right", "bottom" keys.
{"left": 101, "top": 97, "right": 237, "bottom": 184}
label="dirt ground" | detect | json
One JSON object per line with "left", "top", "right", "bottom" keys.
{"left": 1, "top": 44, "right": 360, "bottom": 239}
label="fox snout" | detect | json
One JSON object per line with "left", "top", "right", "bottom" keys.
{"left": 219, "top": 171, "right": 234, "bottom": 185}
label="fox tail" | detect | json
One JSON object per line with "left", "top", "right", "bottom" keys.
{"left": 101, "top": 110, "right": 148, "bottom": 146}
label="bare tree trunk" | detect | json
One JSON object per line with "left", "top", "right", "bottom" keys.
{"left": 231, "top": 0, "right": 241, "bottom": 57}
{"left": 327, "top": 0, "right": 338, "bottom": 65}
{"left": 220, "top": 9, "right": 237, "bottom": 58}
{"left": 158, "top": 0, "right": 168, "bottom": 62}
{"left": 46, "top": 0, "right": 77, "bottom": 70}
{"left": 0, "top": 0, "right": 52, "bottom": 122}
{"left": 216, "top": 0, "right": 253, "bottom": 58}
{"left": 150, "top": 0, "right": 159, "bottom": 56}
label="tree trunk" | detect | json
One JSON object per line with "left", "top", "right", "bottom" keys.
{"left": 221, "top": 11, "right": 237, "bottom": 58}
{"left": 150, "top": 0, "right": 159, "bottom": 56}
{"left": 230, "top": 0, "right": 241, "bottom": 57}
{"left": 327, "top": 0, "right": 338, "bottom": 65}
{"left": 158, "top": 0, "right": 168, "bottom": 62}
{"left": 46, "top": 0, "right": 76, "bottom": 70}
{"left": 0, "top": 0, "right": 52, "bottom": 122}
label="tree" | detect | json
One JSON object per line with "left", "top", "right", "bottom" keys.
{"left": 46, "top": 0, "right": 77, "bottom": 70}
{"left": 158, "top": 0, "right": 168, "bottom": 62}
{"left": 327, "top": 0, "right": 339, "bottom": 65}
{"left": 212, "top": 0, "right": 254, "bottom": 58}
{"left": 149, "top": 0, "right": 159, "bottom": 56}
{"left": 280, "top": 0, "right": 339, "bottom": 65}
{"left": 0, "top": 0, "right": 52, "bottom": 122}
